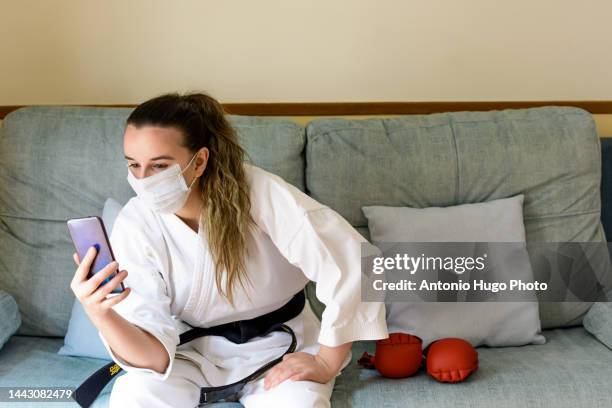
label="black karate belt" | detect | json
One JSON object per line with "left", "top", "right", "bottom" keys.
{"left": 73, "top": 289, "right": 306, "bottom": 408}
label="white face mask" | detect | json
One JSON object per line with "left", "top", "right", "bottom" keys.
{"left": 126, "top": 153, "right": 199, "bottom": 214}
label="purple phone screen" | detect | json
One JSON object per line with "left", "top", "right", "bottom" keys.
{"left": 67, "top": 216, "right": 124, "bottom": 294}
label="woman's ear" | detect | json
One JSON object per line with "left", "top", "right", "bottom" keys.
{"left": 194, "top": 147, "right": 209, "bottom": 177}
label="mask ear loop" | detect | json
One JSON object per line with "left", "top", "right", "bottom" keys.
{"left": 181, "top": 152, "right": 200, "bottom": 174}
{"left": 183, "top": 151, "right": 201, "bottom": 190}
{"left": 187, "top": 174, "right": 199, "bottom": 190}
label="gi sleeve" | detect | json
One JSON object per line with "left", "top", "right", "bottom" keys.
{"left": 285, "top": 207, "right": 389, "bottom": 347}
{"left": 248, "top": 165, "right": 388, "bottom": 347}
{"left": 98, "top": 205, "right": 179, "bottom": 381}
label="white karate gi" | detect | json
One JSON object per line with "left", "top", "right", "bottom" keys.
{"left": 99, "top": 163, "right": 388, "bottom": 408}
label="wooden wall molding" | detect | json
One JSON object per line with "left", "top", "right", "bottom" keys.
{"left": 2, "top": 101, "right": 612, "bottom": 119}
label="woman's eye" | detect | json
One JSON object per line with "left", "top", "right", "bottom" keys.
{"left": 128, "top": 163, "right": 140, "bottom": 168}
{"left": 153, "top": 164, "right": 168, "bottom": 169}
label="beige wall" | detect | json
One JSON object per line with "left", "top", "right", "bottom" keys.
{"left": 1, "top": 0, "right": 612, "bottom": 105}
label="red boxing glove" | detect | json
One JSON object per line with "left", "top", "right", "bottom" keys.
{"left": 357, "top": 333, "right": 423, "bottom": 378}
{"left": 425, "top": 338, "right": 478, "bottom": 383}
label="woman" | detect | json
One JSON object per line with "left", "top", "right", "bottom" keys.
{"left": 70, "top": 92, "right": 388, "bottom": 408}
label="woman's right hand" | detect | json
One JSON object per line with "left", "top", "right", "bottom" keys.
{"left": 70, "top": 246, "right": 131, "bottom": 320}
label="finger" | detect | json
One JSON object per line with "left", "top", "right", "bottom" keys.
{"left": 92, "top": 270, "right": 128, "bottom": 302}
{"left": 266, "top": 363, "right": 297, "bottom": 389}
{"left": 102, "top": 287, "right": 131, "bottom": 308}
{"left": 270, "top": 367, "right": 297, "bottom": 388}
{"left": 84, "top": 261, "right": 119, "bottom": 294}
{"left": 265, "top": 355, "right": 303, "bottom": 388}
{"left": 289, "top": 372, "right": 305, "bottom": 381}
{"left": 75, "top": 246, "right": 98, "bottom": 282}
{"left": 73, "top": 252, "right": 80, "bottom": 266}
{"left": 264, "top": 367, "right": 281, "bottom": 390}
{"left": 283, "top": 353, "right": 298, "bottom": 361}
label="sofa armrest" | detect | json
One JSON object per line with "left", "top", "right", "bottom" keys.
{"left": 584, "top": 301, "right": 612, "bottom": 350}
{"left": 0, "top": 290, "right": 21, "bottom": 349}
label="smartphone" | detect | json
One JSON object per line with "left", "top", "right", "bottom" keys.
{"left": 67, "top": 216, "right": 125, "bottom": 294}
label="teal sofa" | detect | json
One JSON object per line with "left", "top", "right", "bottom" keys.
{"left": 1, "top": 106, "right": 612, "bottom": 407}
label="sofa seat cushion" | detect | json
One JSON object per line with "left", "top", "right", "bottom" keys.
{"left": 334, "top": 327, "right": 612, "bottom": 408}
{"left": 2, "top": 328, "right": 612, "bottom": 407}
{"left": 0, "top": 336, "right": 114, "bottom": 407}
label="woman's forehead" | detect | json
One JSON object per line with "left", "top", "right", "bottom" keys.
{"left": 124, "top": 125, "right": 186, "bottom": 159}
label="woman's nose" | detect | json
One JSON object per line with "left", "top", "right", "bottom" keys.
{"left": 129, "top": 168, "right": 150, "bottom": 179}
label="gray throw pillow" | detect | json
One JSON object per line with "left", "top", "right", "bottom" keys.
{"left": 0, "top": 290, "right": 21, "bottom": 349}
{"left": 362, "top": 194, "right": 546, "bottom": 348}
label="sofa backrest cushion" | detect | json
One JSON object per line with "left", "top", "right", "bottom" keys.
{"left": 305, "top": 106, "right": 608, "bottom": 329}
{"left": 0, "top": 106, "right": 305, "bottom": 337}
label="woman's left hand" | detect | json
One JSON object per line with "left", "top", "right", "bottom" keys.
{"left": 263, "top": 352, "right": 337, "bottom": 390}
